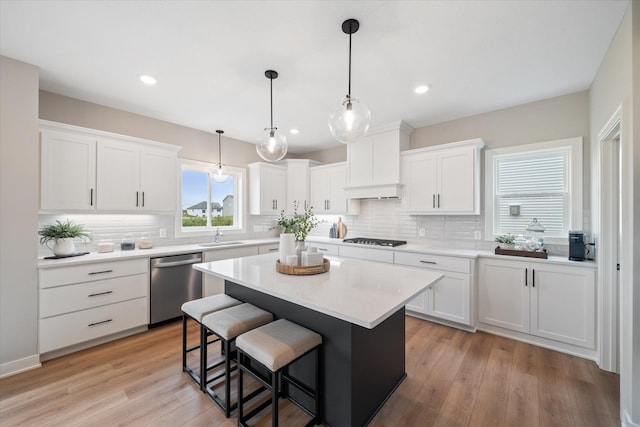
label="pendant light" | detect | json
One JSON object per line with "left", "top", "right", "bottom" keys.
{"left": 212, "top": 129, "right": 230, "bottom": 183}
{"left": 256, "top": 70, "right": 287, "bottom": 162}
{"left": 328, "top": 18, "right": 371, "bottom": 144}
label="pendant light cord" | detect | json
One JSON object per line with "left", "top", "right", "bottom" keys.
{"left": 270, "top": 77, "right": 274, "bottom": 129}
{"left": 218, "top": 133, "right": 222, "bottom": 166}
{"left": 348, "top": 27, "right": 352, "bottom": 98}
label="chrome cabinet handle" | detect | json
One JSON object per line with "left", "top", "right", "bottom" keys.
{"left": 88, "top": 269, "right": 113, "bottom": 275}
{"left": 437, "top": 193, "right": 440, "bottom": 208}
{"left": 136, "top": 191, "right": 139, "bottom": 207}
{"left": 318, "top": 248, "right": 328, "bottom": 252}
{"left": 433, "top": 194, "right": 435, "bottom": 208}
{"left": 419, "top": 260, "right": 437, "bottom": 265}
{"left": 154, "top": 258, "right": 202, "bottom": 268}
{"left": 142, "top": 191, "right": 145, "bottom": 207}
{"left": 524, "top": 268, "right": 528, "bottom": 286}
{"left": 90, "top": 188, "right": 94, "bottom": 206}
{"left": 88, "top": 319, "right": 112, "bottom": 327}
{"left": 268, "top": 248, "right": 278, "bottom": 252}
{"left": 532, "top": 269, "right": 535, "bottom": 288}
{"left": 88, "top": 290, "right": 113, "bottom": 297}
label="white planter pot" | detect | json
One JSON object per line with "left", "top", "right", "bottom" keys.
{"left": 53, "top": 238, "right": 76, "bottom": 256}
{"left": 279, "top": 233, "right": 295, "bottom": 264}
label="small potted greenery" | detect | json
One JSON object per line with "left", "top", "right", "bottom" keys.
{"left": 274, "top": 201, "right": 320, "bottom": 265}
{"left": 495, "top": 233, "right": 516, "bottom": 249}
{"left": 38, "top": 219, "right": 92, "bottom": 256}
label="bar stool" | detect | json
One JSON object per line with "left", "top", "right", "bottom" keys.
{"left": 181, "top": 294, "right": 242, "bottom": 387}
{"left": 236, "top": 319, "right": 322, "bottom": 427}
{"left": 200, "top": 303, "right": 274, "bottom": 417}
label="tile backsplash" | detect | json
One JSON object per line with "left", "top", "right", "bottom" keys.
{"left": 38, "top": 199, "right": 575, "bottom": 257}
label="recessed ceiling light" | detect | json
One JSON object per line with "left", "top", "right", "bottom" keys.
{"left": 290, "top": 128, "right": 300, "bottom": 135}
{"left": 414, "top": 85, "right": 430, "bottom": 94}
{"left": 139, "top": 74, "right": 157, "bottom": 86}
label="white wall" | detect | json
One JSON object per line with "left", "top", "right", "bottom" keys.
{"left": 0, "top": 56, "right": 40, "bottom": 377}
{"left": 589, "top": 2, "right": 638, "bottom": 425}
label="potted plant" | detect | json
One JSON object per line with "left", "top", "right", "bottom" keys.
{"left": 38, "top": 219, "right": 92, "bottom": 256}
{"left": 495, "top": 233, "right": 516, "bottom": 249}
{"left": 274, "top": 201, "right": 320, "bottom": 264}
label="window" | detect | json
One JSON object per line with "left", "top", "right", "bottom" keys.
{"left": 179, "top": 159, "right": 244, "bottom": 233}
{"left": 485, "top": 138, "right": 583, "bottom": 242}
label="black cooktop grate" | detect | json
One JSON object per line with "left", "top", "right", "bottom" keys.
{"left": 342, "top": 237, "right": 407, "bottom": 247}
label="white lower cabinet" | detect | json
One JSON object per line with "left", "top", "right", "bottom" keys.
{"left": 39, "top": 259, "right": 149, "bottom": 353}
{"left": 478, "top": 258, "right": 596, "bottom": 349}
{"left": 394, "top": 251, "right": 472, "bottom": 326}
{"left": 202, "top": 246, "right": 259, "bottom": 296}
{"left": 258, "top": 243, "right": 279, "bottom": 255}
{"left": 339, "top": 246, "right": 394, "bottom": 263}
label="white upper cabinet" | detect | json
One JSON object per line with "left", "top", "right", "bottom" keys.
{"left": 279, "top": 159, "right": 319, "bottom": 213}
{"left": 40, "top": 129, "right": 97, "bottom": 211}
{"left": 248, "top": 162, "right": 287, "bottom": 215}
{"left": 345, "top": 121, "right": 412, "bottom": 199}
{"left": 97, "top": 141, "right": 178, "bottom": 211}
{"left": 40, "top": 120, "right": 180, "bottom": 213}
{"left": 401, "top": 138, "right": 484, "bottom": 215}
{"left": 310, "top": 162, "right": 359, "bottom": 215}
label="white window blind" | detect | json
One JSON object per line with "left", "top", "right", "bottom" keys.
{"left": 485, "top": 138, "right": 583, "bottom": 243}
{"left": 494, "top": 148, "right": 569, "bottom": 237}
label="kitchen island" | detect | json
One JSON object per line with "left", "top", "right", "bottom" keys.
{"left": 194, "top": 253, "right": 443, "bottom": 427}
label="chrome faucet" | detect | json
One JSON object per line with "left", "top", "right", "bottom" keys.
{"left": 214, "top": 227, "right": 223, "bottom": 243}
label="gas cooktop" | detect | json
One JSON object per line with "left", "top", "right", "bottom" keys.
{"left": 342, "top": 238, "right": 407, "bottom": 247}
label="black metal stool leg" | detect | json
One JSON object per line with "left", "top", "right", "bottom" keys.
{"left": 182, "top": 314, "right": 187, "bottom": 372}
{"left": 272, "top": 369, "right": 279, "bottom": 427}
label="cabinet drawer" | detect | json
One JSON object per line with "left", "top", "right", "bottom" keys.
{"left": 258, "top": 244, "right": 279, "bottom": 255}
{"left": 40, "top": 273, "right": 148, "bottom": 318}
{"left": 339, "top": 246, "right": 393, "bottom": 263}
{"left": 310, "top": 243, "right": 339, "bottom": 256}
{"left": 40, "top": 258, "right": 148, "bottom": 288}
{"left": 39, "top": 297, "right": 148, "bottom": 353}
{"left": 394, "top": 251, "right": 471, "bottom": 274}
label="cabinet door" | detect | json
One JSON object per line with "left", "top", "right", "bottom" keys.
{"left": 326, "top": 165, "right": 348, "bottom": 213}
{"left": 140, "top": 148, "right": 177, "bottom": 211}
{"left": 41, "top": 130, "right": 96, "bottom": 210}
{"left": 97, "top": 140, "right": 140, "bottom": 210}
{"left": 402, "top": 152, "right": 438, "bottom": 213}
{"left": 437, "top": 146, "right": 475, "bottom": 212}
{"left": 406, "top": 291, "right": 427, "bottom": 314}
{"left": 530, "top": 265, "right": 596, "bottom": 348}
{"left": 309, "top": 168, "right": 329, "bottom": 213}
{"left": 478, "top": 259, "right": 529, "bottom": 333}
{"left": 251, "top": 164, "right": 286, "bottom": 214}
{"left": 426, "top": 272, "right": 471, "bottom": 325}
{"left": 286, "top": 163, "right": 310, "bottom": 213}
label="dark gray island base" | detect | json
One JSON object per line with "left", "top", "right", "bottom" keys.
{"left": 226, "top": 280, "right": 406, "bottom": 427}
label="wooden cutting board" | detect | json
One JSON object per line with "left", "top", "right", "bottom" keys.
{"left": 337, "top": 217, "right": 347, "bottom": 239}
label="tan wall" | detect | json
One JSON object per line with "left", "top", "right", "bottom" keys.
{"left": 303, "top": 145, "right": 347, "bottom": 164}
{"left": 0, "top": 56, "right": 40, "bottom": 369}
{"left": 39, "top": 91, "right": 264, "bottom": 166}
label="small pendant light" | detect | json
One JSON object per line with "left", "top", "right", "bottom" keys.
{"left": 256, "top": 70, "right": 287, "bottom": 162}
{"left": 212, "top": 129, "right": 230, "bottom": 183}
{"left": 328, "top": 18, "right": 371, "bottom": 144}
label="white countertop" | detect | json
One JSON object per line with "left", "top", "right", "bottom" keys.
{"left": 194, "top": 253, "right": 444, "bottom": 329}
{"left": 37, "top": 238, "right": 279, "bottom": 268}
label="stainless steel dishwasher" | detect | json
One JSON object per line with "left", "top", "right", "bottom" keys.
{"left": 150, "top": 252, "right": 203, "bottom": 326}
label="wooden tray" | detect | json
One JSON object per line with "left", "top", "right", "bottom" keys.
{"left": 276, "top": 258, "right": 330, "bottom": 275}
{"left": 494, "top": 247, "right": 548, "bottom": 259}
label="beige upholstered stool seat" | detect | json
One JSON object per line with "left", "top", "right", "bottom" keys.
{"left": 181, "top": 294, "right": 242, "bottom": 321}
{"left": 181, "top": 294, "right": 242, "bottom": 390}
{"left": 236, "top": 318, "right": 322, "bottom": 372}
{"left": 202, "top": 303, "right": 273, "bottom": 341}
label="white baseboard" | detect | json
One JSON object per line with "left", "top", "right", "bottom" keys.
{"left": 0, "top": 354, "right": 41, "bottom": 379}
{"left": 623, "top": 409, "right": 640, "bottom": 427}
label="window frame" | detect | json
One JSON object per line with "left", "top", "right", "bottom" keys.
{"left": 176, "top": 159, "right": 246, "bottom": 237}
{"left": 484, "top": 137, "right": 583, "bottom": 245}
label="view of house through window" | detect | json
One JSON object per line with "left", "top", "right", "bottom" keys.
{"left": 181, "top": 162, "right": 241, "bottom": 230}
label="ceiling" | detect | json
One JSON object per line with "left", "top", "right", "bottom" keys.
{"left": 0, "top": 1, "right": 629, "bottom": 153}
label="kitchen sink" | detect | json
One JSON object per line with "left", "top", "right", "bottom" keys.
{"left": 198, "top": 241, "right": 246, "bottom": 248}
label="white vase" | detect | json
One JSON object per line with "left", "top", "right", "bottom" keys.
{"left": 53, "top": 238, "right": 76, "bottom": 256}
{"left": 279, "top": 233, "right": 295, "bottom": 264}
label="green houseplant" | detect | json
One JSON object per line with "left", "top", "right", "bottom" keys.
{"left": 275, "top": 201, "right": 319, "bottom": 242}
{"left": 495, "top": 233, "right": 516, "bottom": 249}
{"left": 38, "top": 219, "right": 92, "bottom": 256}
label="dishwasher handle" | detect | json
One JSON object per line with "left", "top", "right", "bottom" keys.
{"left": 153, "top": 258, "right": 202, "bottom": 268}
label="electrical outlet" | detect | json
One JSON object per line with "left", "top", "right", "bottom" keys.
{"left": 159, "top": 228, "right": 166, "bottom": 238}
{"left": 474, "top": 230, "right": 482, "bottom": 240}
{"left": 418, "top": 228, "right": 426, "bottom": 237}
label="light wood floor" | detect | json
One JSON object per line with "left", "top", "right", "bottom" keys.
{"left": 0, "top": 317, "right": 620, "bottom": 426}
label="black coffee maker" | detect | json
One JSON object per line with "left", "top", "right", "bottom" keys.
{"left": 569, "top": 231, "right": 586, "bottom": 261}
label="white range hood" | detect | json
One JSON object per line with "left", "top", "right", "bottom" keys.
{"left": 344, "top": 121, "right": 412, "bottom": 199}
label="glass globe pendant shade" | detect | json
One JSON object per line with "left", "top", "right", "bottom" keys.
{"left": 256, "top": 128, "right": 287, "bottom": 162}
{"left": 211, "top": 163, "right": 230, "bottom": 183}
{"left": 328, "top": 96, "right": 371, "bottom": 144}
